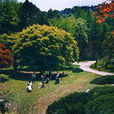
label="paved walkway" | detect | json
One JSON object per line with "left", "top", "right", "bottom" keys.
{"left": 73, "top": 61, "right": 114, "bottom": 76}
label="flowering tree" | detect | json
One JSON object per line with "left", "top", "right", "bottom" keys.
{"left": 94, "top": 0, "right": 114, "bottom": 23}
{"left": 0, "top": 42, "right": 13, "bottom": 68}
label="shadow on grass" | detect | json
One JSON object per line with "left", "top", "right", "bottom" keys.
{"left": 90, "top": 75, "right": 114, "bottom": 85}
{"left": 0, "top": 70, "right": 68, "bottom": 82}
{"left": 0, "top": 70, "right": 41, "bottom": 81}
{"left": 0, "top": 77, "right": 9, "bottom": 83}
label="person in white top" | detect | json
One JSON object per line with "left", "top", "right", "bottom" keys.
{"left": 27, "top": 84, "right": 32, "bottom": 92}
{"left": 29, "top": 81, "right": 33, "bottom": 87}
{"left": 27, "top": 81, "right": 33, "bottom": 92}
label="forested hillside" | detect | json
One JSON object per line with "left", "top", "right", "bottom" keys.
{"left": 0, "top": 0, "right": 113, "bottom": 69}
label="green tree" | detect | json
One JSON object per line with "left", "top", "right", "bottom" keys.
{"left": 103, "top": 32, "right": 114, "bottom": 67}
{"left": 74, "top": 18, "right": 89, "bottom": 60}
{"left": 19, "top": 0, "right": 48, "bottom": 29}
{"left": 12, "top": 25, "right": 79, "bottom": 71}
{"left": 0, "top": 0, "right": 20, "bottom": 34}
{"left": 48, "top": 9, "right": 60, "bottom": 19}
{"left": 49, "top": 15, "right": 76, "bottom": 34}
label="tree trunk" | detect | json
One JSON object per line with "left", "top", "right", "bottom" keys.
{"left": 13, "top": 62, "right": 18, "bottom": 72}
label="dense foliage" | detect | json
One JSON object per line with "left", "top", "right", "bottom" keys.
{"left": 11, "top": 24, "right": 79, "bottom": 71}
{"left": 46, "top": 86, "right": 114, "bottom": 114}
{"left": 95, "top": 0, "right": 114, "bottom": 23}
{"left": 0, "top": 42, "right": 13, "bottom": 67}
{"left": 0, "top": 0, "right": 113, "bottom": 62}
{"left": 91, "top": 75, "right": 114, "bottom": 84}
{"left": 0, "top": 0, "right": 113, "bottom": 69}
{"left": 0, "top": 0, "right": 20, "bottom": 34}
{"left": 0, "top": 83, "right": 18, "bottom": 113}
{"left": 49, "top": 17, "right": 89, "bottom": 59}
{"left": 85, "top": 94, "right": 114, "bottom": 114}
{"left": 49, "top": 6, "right": 113, "bottom": 60}
{"left": 0, "top": 0, "right": 48, "bottom": 34}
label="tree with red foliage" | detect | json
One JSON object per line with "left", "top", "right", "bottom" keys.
{"left": 94, "top": 0, "right": 114, "bottom": 23}
{"left": 0, "top": 42, "right": 13, "bottom": 67}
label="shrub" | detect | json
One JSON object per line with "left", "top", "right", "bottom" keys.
{"left": 85, "top": 94, "right": 114, "bottom": 114}
{"left": 87, "top": 86, "right": 114, "bottom": 101}
{"left": 46, "top": 86, "right": 114, "bottom": 114}
{"left": 0, "top": 84, "right": 18, "bottom": 113}
{"left": 46, "top": 92, "right": 88, "bottom": 114}
{"left": 72, "top": 67, "right": 83, "bottom": 73}
{"left": 91, "top": 75, "right": 114, "bottom": 85}
{"left": 61, "top": 65, "right": 83, "bottom": 73}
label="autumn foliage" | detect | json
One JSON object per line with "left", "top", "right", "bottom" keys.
{"left": 94, "top": 0, "right": 114, "bottom": 23}
{"left": 0, "top": 42, "right": 13, "bottom": 67}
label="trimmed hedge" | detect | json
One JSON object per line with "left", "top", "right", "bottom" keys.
{"left": 91, "top": 75, "right": 114, "bottom": 85}
{"left": 46, "top": 86, "right": 114, "bottom": 114}
{"left": 61, "top": 65, "right": 83, "bottom": 73}
{"left": 85, "top": 94, "right": 114, "bottom": 114}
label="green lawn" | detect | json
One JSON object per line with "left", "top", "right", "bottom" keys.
{"left": 0, "top": 70, "right": 103, "bottom": 114}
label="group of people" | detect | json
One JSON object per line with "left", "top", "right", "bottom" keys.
{"left": 27, "top": 71, "right": 64, "bottom": 92}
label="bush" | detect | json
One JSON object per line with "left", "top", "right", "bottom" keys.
{"left": 61, "top": 65, "right": 83, "bottom": 73}
{"left": 0, "top": 84, "right": 18, "bottom": 113}
{"left": 72, "top": 67, "right": 83, "bottom": 73}
{"left": 91, "top": 75, "right": 114, "bottom": 85}
{"left": 87, "top": 86, "right": 114, "bottom": 101}
{"left": 46, "top": 92, "right": 87, "bottom": 114}
{"left": 85, "top": 94, "right": 114, "bottom": 114}
{"left": 46, "top": 86, "right": 114, "bottom": 114}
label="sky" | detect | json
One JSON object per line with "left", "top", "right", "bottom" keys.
{"left": 18, "top": 0, "right": 106, "bottom": 11}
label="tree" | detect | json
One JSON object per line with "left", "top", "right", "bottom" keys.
{"left": 48, "top": 9, "right": 60, "bottom": 19}
{"left": 103, "top": 32, "right": 114, "bottom": 67}
{"left": 49, "top": 15, "right": 76, "bottom": 35}
{"left": 93, "top": 0, "right": 114, "bottom": 67}
{"left": 74, "top": 18, "right": 89, "bottom": 60}
{"left": 0, "top": 0, "right": 20, "bottom": 34}
{"left": 0, "top": 42, "right": 13, "bottom": 67}
{"left": 19, "top": 0, "right": 48, "bottom": 29}
{"left": 49, "top": 16, "right": 89, "bottom": 60}
{"left": 94, "top": 0, "right": 114, "bottom": 23}
{"left": 12, "top": 24, "right": 79, "bottom": 71}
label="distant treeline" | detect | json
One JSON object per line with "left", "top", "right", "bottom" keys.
{"left": 0, "top": 0, "right": 98, "bottom": 35}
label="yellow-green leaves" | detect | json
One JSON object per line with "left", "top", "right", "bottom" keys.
{"left": 11, "top": 24, "right": 79, "bottom": 70}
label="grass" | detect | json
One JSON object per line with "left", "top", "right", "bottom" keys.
{"left": 0, "top": 69, "right": 104, "bottom": 114}
{"left": 90, "top": 60, "right": 114, "bottom": 73}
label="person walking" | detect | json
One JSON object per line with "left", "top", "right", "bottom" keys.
{"left": 55, "top": 72, "right": 60, "bottom": 84}
{"left": 31, "top": 72, "right": 36, "bottom": 83}
{"left": 41, "top": 74, "right": 45, "bottom": 88}
{"left": 49, "top": 71, "right": 53, "bottom": 80}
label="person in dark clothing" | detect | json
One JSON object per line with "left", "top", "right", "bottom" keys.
{"left": 55, "top": 72, "right": 60, "bottom": 84}
{"left": 41, "top": 75, "right": 45, "bottom": 88}
{"left": 31, "top": 72, "right": 36, "bottom": 83}
{"left": 49, "top": 71, "right": 53, "bottom": 80}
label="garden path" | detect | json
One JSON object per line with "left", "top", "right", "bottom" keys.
{"left": 73, "top": 61, "right": 114, "bottom": 76}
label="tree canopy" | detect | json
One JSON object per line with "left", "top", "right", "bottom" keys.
{"left": 12, "top": 24, "right": 79, "bottom": 71}
{"left": 0, "top": 42, "right": 13, "bottom": 67}
{"left": 95, "top": 0, "right": 114, "bottom": 23}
